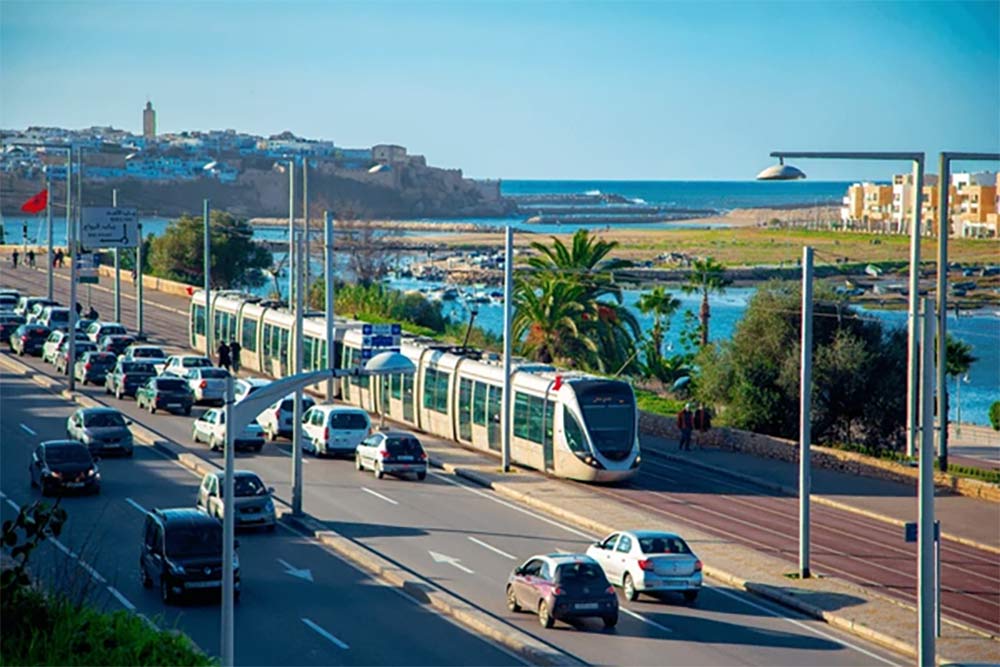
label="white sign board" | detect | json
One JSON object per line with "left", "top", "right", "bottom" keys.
{"left": 77, "top": 253, "right": 100, "bottom": 284}
{"left": 81, "top": 207, "right": 139, "bottom": 249}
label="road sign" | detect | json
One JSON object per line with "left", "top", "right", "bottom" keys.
{"left": 363, "top": 334, "right": 401, "bottom": 348}
{"left": 904, "top": 520, "right": 940, "bottom": 543}
{"left": 81, "top": 207, "right": 138, "bottom": 249}
{"left": 360, "top": 347, "right": 400, "bottom": 361}
{"left": 77, "top": 253, "right": 100, "bottom": 284}
{"left": 43, "top": 165, "right": 68, "bottom": 179}
{"left": 362, "top": 323, "right": 402, "bottom": 336}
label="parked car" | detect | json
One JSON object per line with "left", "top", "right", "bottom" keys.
{"left": 0, "top": 312, "right": 26, "bottom": 343}
{"left": 161, "top": 354, "right": 214, "bottom": 377}
{"left": 139, "top": 508, "right": 240, "bottom": 604}
{"left": 0, "top": 293, "right": 20, "bottom": 312}
{"left": 85, "top": 321, "right": 128, "bottom": 344}
{"left": 10, "top": 323, "right": 51, "bottom": 356}
{"left": 66, "top": 406, "right": 135, "bottom": 457}
{"left": 29, "top": 440, "right": 101, "bottom": 496}
{"left": 506, "top": 554, "right": 618, "bottom": 629}
{"left": 191, "top": 408, "right": 265, "bottom": 452}
{"left": 136, "top": 376, "right": 194, "bottom": 415}
{"left": 75, "top": 318, "right": 97, "bottom": 334}
{"left": 586, "top": 531, "right": 702, "bottom": 603}
{"left": 123, "top": 344, "right": 167, "bottom": 365}
{"left": 54, "top": 341, "right": 98, "bottom": 374}
{"left": 355, "top": 431, "right": 427, "bottom": 480}
{"left": 98, "top": 334, "right": 137, "bottom": 357}
{"left": 196, "top": 470, "right": 276, "bottom": 531}
{"left": 233, "top": 377, "right": 271, "bottom": 403}
{"left": 37, "top": 305, "right": 71, "bottom": 332}
{"left": 301, "top": 405, "right": 369, "bottom": 456}
{"left": 183, "top": 367, "right": 230, "bottom": 405}
{"left": 42, "top": 330, "right": 90, "bottom": 364}
{"left": 26, "top": 300, "right": 59, "bottom": 324}
{"left": 16, "top": 296, "right": 57, "bottom": 318}
{"left": 105, "top": 359, "right": 159, "bottom": 399}
{"left": 73, "top": 351, "right": 119, "bottom": 386}
{"left": 257, "top": 393, "right": 318, "bottom": 441}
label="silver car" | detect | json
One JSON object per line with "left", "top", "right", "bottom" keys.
{"left": 183, "top": 367, "right": 230, "bottom": 405}
{"left": 586, "top": 530, "right": 702, "bottom": 603}
{"left": 66, "top": 406, "right": 135, "bottom": 457}
{"left": 196, "top": 470, "right": 276, "bottom": 531}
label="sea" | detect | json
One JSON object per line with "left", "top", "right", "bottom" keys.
{"left": 2, "top": 179, "right": 996, "bottom": 425}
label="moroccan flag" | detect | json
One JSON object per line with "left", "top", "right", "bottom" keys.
{"left": 20, "top": 189, "right": 48, "bottom": 214}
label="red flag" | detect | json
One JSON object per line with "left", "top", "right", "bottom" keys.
{"left": 20, "top": 189, "right": 48, "bottom": 214}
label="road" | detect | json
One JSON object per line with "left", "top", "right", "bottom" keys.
{"left": 1, "top": 355, "right": 904, "bottom": 666}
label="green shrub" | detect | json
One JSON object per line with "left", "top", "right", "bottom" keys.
{"left": 635, "top": 389, "right": 686, "bottom": 418}
{"left": 990, "top": 401, "right": 1000, "bottom": 431}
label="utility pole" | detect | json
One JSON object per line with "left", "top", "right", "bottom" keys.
{"left": 906, "top": 158, "right": 925, "bottom": 458}
{"left": 799, "top": 246, "right": 814, "bottom": 579}
{"left": 918, "top": 297, "right": 936, "bottom": 666}
{"left": 45, "top": 168, "right": 53, "bottom": 300}
{"left": 220, "top": 374, "right": 235, "bottom": 667}
{"left": 136, "top": 219, "right": 144, "bottom": 338}
{"left": 936, "top": 153, "right": 951, "bottom": 472}
{"left": 67, "top": 146, "right": 79, "bottom": 392}
{"left": 292, "top": 231, "right": 305, "bottom": 515}
{"left": 324, "top": 211, "right": 335, "bottom": 400}
{"left": 112, "top": 188, "right": 121, "bottom": 322}
{"left": 302, "top": 157, "right": 309, "bottom": 293}
{"left": 204, "top": 199, "right": 212, "bottom": 359}
{"left": 287, "top": 159, "right": 295, "bottom": 307}
{"left": 501, "top": 226, "right": 514, "bottom": 473}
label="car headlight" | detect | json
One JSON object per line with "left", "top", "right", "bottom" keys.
{"left": 86, "top": 468, "right": 97, "bottom": 477}
{"left": 168, "top": 561, "right": 186, "bottom": 574}
{"left": 264, "top": 498, "right": 275, "bottom": 512}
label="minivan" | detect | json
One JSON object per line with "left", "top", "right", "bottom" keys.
{"left": 256, "top": 393, "right": 317, "bottom": 441}
{"left": 301, "top": 405, "right": 371, "bottom": 457}
{"left": 38, "top": 306, "right": 71, "bottom": 332}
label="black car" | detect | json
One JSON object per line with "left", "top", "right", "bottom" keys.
{"left": 105, "top": 359, "right": 158, "bottom": 399}
{"left": 0, "top": 313, "right": 26, "bottom": 344}
{"left": 136, "top": 377, "right": 194, "bottom": 415}
{"left": 73, "top": 351, "right": 118, "bottom": 385}
{"left": 29, "top": 440, "right": 101, "bottom": 496}
{"left": 98, "top": 334, "right": 137, "bottom": 357}
{"left": 139, "top": 508, "right": 240, "bottom": 604}
{"left": 10, "top": 323, "right": 50, "bottom": 356}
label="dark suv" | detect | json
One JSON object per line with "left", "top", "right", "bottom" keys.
{"left": 10, "top": 323, "right": 50, "bottom": 356}
{"left": 136, "top": 377, "right": 194, "bottom": 415}
{"left": 140, "top": 508, "right": 240, "bottom": 604}
{"left": 105, "top": 359, "right": 157, "bottom": 399}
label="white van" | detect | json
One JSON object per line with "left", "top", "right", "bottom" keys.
{"left": 301, "top": 405, "right": 371, "bottom": 457}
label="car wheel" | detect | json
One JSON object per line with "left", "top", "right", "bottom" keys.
{"left": 623, "top": 573, "right": 638, "bottom": 602}
{"left": 375, "top": 464, "right": 384, "bottom": 480}
{"left": 603, "top": 613, "right": 619, "bottom": 629}
{"left": 538, "top": 600, "right": 554, "bottom": 628}
{"left": 683, "top": 590, "right": 699, "bottom": 604}
{"left": 355, "top": 454, "right": 363, "bottom": 471}
{"left": 253, "top": 444, "right": 263, "bottom": 453}
{"left": 506, "top": 585, "right": 521, "bottom": 612}
{"left": 148, "top": 403, "right": 156, "bottom": 415}
{"left": 161, "top": 577, "right": 174, "bottom": 604}
{"left": 140, "top": 564, "right": 153, "bottom": 589}
{"left": 417, "top": 471, "right": 426, "bottom": 481}
{"left": 210, "top": 437, "right": 220, "bottom": 452}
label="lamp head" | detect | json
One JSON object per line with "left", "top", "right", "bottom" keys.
{"left": 756, "top": 157, "right": 806, "bottom": 181}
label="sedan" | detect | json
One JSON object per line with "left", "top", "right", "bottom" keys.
{"left": 123, "top": 344, "right": 167, "bottom": 363}
{"left": 507, "top": 554, "right": 618, "bottom": 629}
{"left": 196, "top": 470, "right": 276, "bottom": 531}
{"left": 73, "top": 351, "right": 119, "bottom": 386}
{"left": 66, "top": 406, "right": 135, "bottom": 457}
{"left": 85, "top": 321, "right": 128, "bottom": 344}
{"left": 98, "top": 334, "right": 137, "bottom": 357}
{"left": 54, "top": 341, "right": 98, "bottom": 374}
{"left": 136, "top": 377, "right": 194, "bottom": 415}
{"left": 0, "top": 312, "right": 26, "bottom": 343}
{"left": 105, "top": 359, "right": 158, "bottom": 399}
{"left": 586, "top": 531, "right": 702, "bottom": 603}
{"left": 192, "top": 408, "right": 265, "bottom": 452}
{"left": 10, "top": 323, "right": 50, "bottom": 356}
{"left": 183, "top": 367, "right": 230, "bottom": 405}
{"left": 43, "top": 330, "right": 90, "bottom": 364}
{"left": 29, "top": 440, "right": 101, "bottom": 496}
{"left": 355, "top": 431, "right": 427, "bottom": 479}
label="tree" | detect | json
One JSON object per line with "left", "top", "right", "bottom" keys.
{"left": 637, "top": 287, "right": 685, "bottom": 382}
{"left": 682, "top": 257, "right": 731, "bottom": 347}
{"left": 147, "top": 211, "right": 272, "bottom": 289}
{"left": 990, "top": 401, "right": 1000, "bottom": 431}
{"left": 337, "top": 204, "right": 399, "bottom": 287}
{"left": 945, "top": 336, "right": 976, "bottom": 378}
{"left": 512, "top": 276, "right": 594, "bottom": 365}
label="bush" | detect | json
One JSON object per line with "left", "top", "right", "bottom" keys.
{"left": 990, "top": 401, "right": 1000, "bottom": 431}
{"left": 634, "top": 389, "right": 686, "bottom": 418}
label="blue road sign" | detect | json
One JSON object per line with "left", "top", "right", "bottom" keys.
{"left": 904, "top": 521, "right": 941, "bottom": 543}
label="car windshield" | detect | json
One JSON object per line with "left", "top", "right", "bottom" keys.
{"left": 45, "top": 445, "right": 92, "bottom": 464}
{"left": 165, "top": 525, "right": 222, "bottom": 558}
{"left": 555, "top": 562, "right": 607, "bottom": 585}
{"left": 330, "top": 412, "right": 369, "bottom": 429}
{"left": 133, "top": 348, "right": 165, "bottom": 358}
{"left": 224, "top": 475, "right": 268, "bottom": 497}
{"left": 199, "top": 369, "right": 229, "bottom": 379}
{"left": 156, "top": 379, "right": 187, "bottom": 391}
{"left": 572, "top": 381, "right": 636, "bottom": 462}
{"left": 83, "top": 412, "right": 127, "bottom": 427}
{"left": 48, "top": 310, "right": 69, "bottom": 322}
{"left": 385, "top": 437, "right": 422, "bottom": 455}
{"left": 121, "top": 362, "right": 155, "bottom": 374}
{"left": 182, "top": 358, "right": 211, "bottom": 368}
{"left": 102, "top": 326, "right": 126, "bottom": 336}
{"left": 638, "top": 535, "right": 691, "bottom": 555}
{"left": 278, "top": 396, "right": 313, "bottom": 410}
{"left": 28, "top": 327, "right": 49, "bottom": 337}
{"left": 88, "top": 354, "right": 116, "bottom": 365}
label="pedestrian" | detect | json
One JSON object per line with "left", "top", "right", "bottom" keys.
{"left": 11, "top": 249, "right": 19, "bottom": 269}
{"left": 27, "top": 249, "right": 36, "bottom": 268}
{"left": 229, "top": 339, "right": 241, "bottom": 373}
{"left": 677, "top": 403, "right": 695, "bottom": 451}
{"left": 693, "top": 403, "right": 711, "bottom": 446}
{"left": 131, "top": 266, "right": 137, "bottom": 282}
{"left": 86, "top": 305, "right": 99, "bottom": 320}
{"left": 217, "top": 340, "right": 231, "bottom": 371}
{"left": 55, "top": 249, "right": 64, "bottom": 268}
{"left": 75, "top": 302, "right": 82, "bottom": 317}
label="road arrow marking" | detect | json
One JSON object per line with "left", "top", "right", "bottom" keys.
{"left": 429, "top": 550, "right": 475, "bottom": 574}
{"left": 20, "top": 423, "right": 37, "bottom": 436}
{"left": 468, "top": 536, "right": 516, "bottom": 560}
{"left": 278, "top": 558, "right": 314, "bottom": 582}
{"left": 302, "top": 618, "right": 349, "bottom": 649}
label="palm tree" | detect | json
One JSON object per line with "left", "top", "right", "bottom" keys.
{"left": 637, "top": 286, "right": 682, "bottom": 380}
{"left": 682, "top": 257, "right": 731, "bottom": 346}
{"left": 512, "top": 276, "right": 595, "bottom": 366}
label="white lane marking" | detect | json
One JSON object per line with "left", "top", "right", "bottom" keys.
{"left": 124, "top": 497, "right": 147, "bottom": 514}
{"left": 429, "top": 550, "right": 476, "bottom": 574}
{"left": 1, "top": 493, "right": 20, "bottom": 512}
{"left": 275, "top": 447, "right": 310, "bottom": 464}
{"left": 107, "top": 585, "right": 136, "bottom": 611}
{"left": 620, "top": 607, "right": 674, "bottom": 634}
{"left": 468, "top": 536, "right": 516, "bottom": 560}
{"left": 19, "top": 423, "right": 37, "bottom": 436}
{"left": 277, "top": 558, "right": 314, "bottom": 582}
{"left": 360, "top": 486, "right": 398, "bottom": 505}
{"left": 138, "top": 613, "right": 159, "bottom": 632}
{"left": 49, "top": 539, "right": 71, "bottom": 555}
{"left": 302, "top": 617, "right": 350, "bottom": 649}
{"left": 709, "top": 586, "right": 901, "bottom": 666}
{"left": 79, "top": 559, "right": 107, "bottom": 583}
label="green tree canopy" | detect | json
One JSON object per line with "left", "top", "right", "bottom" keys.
{"left": 682, "top": 257, "right": 731, "bottom": 346}
{"left": 147, "top": 211, "right": 271, "bottom": 289}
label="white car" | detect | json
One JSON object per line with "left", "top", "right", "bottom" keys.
{"left": 85, "top": 321, "right": 128, "bottom": 344}
{"left": 355, "top": 430, "right": 427, "bottom": 480}
{"left": 37, "top": 306, "right": 71, "bottom": 332}
{"left": 301, "top": 405, "right": 370, "bottom": 456}
{"left": 256, "top": 393, "right": 317, "bottom": 442}
{"left": 42, "top": 330, "right": 90, "bottom": 364}
{"left": 586, "top": 530, "right": 703, "bottom": 603}
{"left": 196, "top": 470, "right": 276, "bottom": 531}
{"left": 183, "top": 367, "right": 230, "bottom": 405}
{"left": 162, "top": 354, "right": 214, "bottom": 377}
{"left": 191, "top": 408, "right": 265, "bottom": 453}
{"left": 123, "top": 344, "right": 168, "bottom": 368}
{"left": 233, "top": 377, "right": 271, "bottom": 402}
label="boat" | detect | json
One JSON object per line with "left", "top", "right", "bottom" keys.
{"left": 865, "top": 264, "right": 883, "bottom": 278}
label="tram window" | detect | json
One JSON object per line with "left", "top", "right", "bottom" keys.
{"left": 514, "top": 393, "right": 547, "bottom": 444}
{"left": 303, "top": 337, "right": 314, "bottom": 371}
{"left": 544, "top": 399, "right": 555, "bottom": 447}
{"left": 390, "top": 374, "right": 402, "bottom": 400}
{"left": 487, "top": 385, "right": 502, "bottom": 426}
{"left": 423, "top": 368, "right": 449, "bottom": 413}
{"left": 472, "top": 381, "right": 487, "bottom": 426}
{"left": 241, "top": 318, "right": 257, "bottom": 352}
{"left": 458, "top": 378, "right": 472, "bottom": 441}
{"left": 318, "top": 340, "right": 327, "bottom": 369}
{"left": 514, "top": 393, "right": 530, "bottom": 440}
{"left": 563, "top": 408, "right": 589, "bottom": 455}
{"left": 193, "top": 305, "right": 205, "bottom": 336}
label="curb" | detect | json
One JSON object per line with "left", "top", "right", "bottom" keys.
{"left": 646, "top": 447, "right": 1000, "bottom": 556}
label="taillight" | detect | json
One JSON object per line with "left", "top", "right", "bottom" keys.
{"left": 694, "top": 560, "right": 703, "bottom": 572}
{"left": 419, "top": 451, "right": 428, "bottom": 461}
{"left": 199, "top": 380, "right": 207, "bottom": 389}
{"left": 21, "top": 335, "right": 28, "bottom": 342}
{"left": 552, "top": 586, "right": 564, "bottom": 596}
{"left": 274, "top": 409, "right": 281, "bottom": 422}
{"left": 323, "top": 427, "right": 329, "bottom": 441}
{"left": 84, "top": 363, "right": 92, "bottom": 370}
{"left": 606, "top": 585, "right": 616, "bottom": 594}
{"left": 379, "top": 450, "right": 390, "bottom": 459}
{"left": 638, "top": 559, "right": 655, "bottom": 572}
{"left": 121, "top": 374, "right": 128, "bottom": 384}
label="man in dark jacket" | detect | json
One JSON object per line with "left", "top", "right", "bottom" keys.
{"left": 229, "top": 340, "right": 241, "bottom": 373}
{"left": 677, "top": 403, "right": 695, "bottom": 451}
{"left": 217, "top": 341, "right": 231, "bottom": 371}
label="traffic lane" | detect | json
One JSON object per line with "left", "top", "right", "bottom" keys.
{"left": 0, "top": 373, "right": 522, "bottom": 667}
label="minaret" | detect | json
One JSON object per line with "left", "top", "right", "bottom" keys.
{"left": 143, "top": 101, "right": 156, "bottom": 139}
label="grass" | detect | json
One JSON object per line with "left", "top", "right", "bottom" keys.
{"left": 634, "top": 389, "right": 686, "bottom": 418}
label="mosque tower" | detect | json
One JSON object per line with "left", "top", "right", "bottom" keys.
{"left": 142, "top": 100, "right": 156, "bottom": 139}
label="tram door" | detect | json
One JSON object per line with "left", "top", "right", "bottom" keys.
{"left": 487, "top": 386, "right": 502, "bottom": 451}
{"left": 542, "top": 401, "right": 554, "bottom": 472}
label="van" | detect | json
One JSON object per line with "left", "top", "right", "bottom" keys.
{"left": 38, "top": 306, "right": 71, "bottom": 332}
{"left": 255, "top": 392, "right": 316, "bottom": 441}
{"left": 301, "top": 405, "right": 371, "bottom": 457}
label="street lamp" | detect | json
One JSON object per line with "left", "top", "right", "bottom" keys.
{"left": 755, "top": 157, "right": 806, "bottom": 181}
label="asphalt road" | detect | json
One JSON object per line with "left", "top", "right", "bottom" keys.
{"left": 0, "top": 354, "right": 904, "bottom": 667}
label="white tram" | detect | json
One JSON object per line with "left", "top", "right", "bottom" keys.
{"left": 189, "top": 291, "right": 640, "bottom": 483}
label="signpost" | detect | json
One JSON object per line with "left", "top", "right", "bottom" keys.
{"left": 904, "top": 520, "right": 941, "bottom": 637}
{"left": 76, "top": 253, "right": 100, "bottom": 284}
{"left": 81, "top": 207, "right": 138, "bottom": 249}
{"left": 362, "top": 323, "right": 402, "bottom": 427}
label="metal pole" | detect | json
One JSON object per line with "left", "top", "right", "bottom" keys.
{"left": 220, "top": 375, "right": 235, "bottom": 667}
{"left": 799, "top": 246, "right": 814, "bottom": 579}
{"left": 112, "top": 188, "right": 121, "bottom": 322}
{"left": 935, "top": 520, "right": 941, "bottom": 637}
{"left": 46, "top": 170, "right": 53, "bottom": 300}
{"left": 65, "top": 150, "right": 71, "bottom": 253}
{"left": 501, "top": 226, "right": 514, "bottom": 473}
{"left": 918, "top": 297, "right": 936, "bottom": 667}
{"left": 936, "top": 154, "right": 950, "bottom": 472}
{"left": 288, "top": 159, "right": 295, "bottom": 307}
{"left": 204, "top": 199, "right": 212, "bottom": 359}
{"left": 68, "top": 147, "right": 78, "bottom": 391}
{"left": 324, "top": 211, "right": 335, "bottom": 400}
{"left": 906, "top": 157, "right": 924, "bottom": 458}
{"left": 292, "top": 231, "right": 305, "bottom": 516}
{"left": 303, "top": 157, "right": 309, "bottom": 292}
{"left": 136, "top": 220, "right": 144, "bottom": 337}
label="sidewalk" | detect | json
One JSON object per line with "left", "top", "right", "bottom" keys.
{"left": 641, "top": 433, "right": 1000, "bottom": 552}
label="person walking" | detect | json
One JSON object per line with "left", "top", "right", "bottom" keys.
{"left": 677, "top": 403, "right": 695, "bottom": 451}
{"left": 217, "top": 340, "right": 231, "bottom": 371}
{"left": 11, "top": 249, "right": 19, "bottom": 269}
{"left": 229, "top": 340, "right": 241, "bottom": 374}
{"left": 26, "top": 249, "right": 36, "bottom": 268}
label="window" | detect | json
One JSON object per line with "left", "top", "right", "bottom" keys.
{"left": 616, "top": 535, "right": 632, "bottom": 553}
{"left": 521, "top": 559, "right": 543, "bottom": 577}
{"left": 241, "top": 318, "right": 257, "bottom": 352}
{"left": 514, "top": 392, "right": 546, "bottom": 444}
{"left": 423, "top": 368, "right": 450, "bottom": 413}
{"left": 390, "top": 373, "right": 402, "bottom": 400}
{"left": 458, "top": 378, "right": 472, "bottom": 441}
{"left": 472, "top": 381, "right": 487, "bottom": 426}
{"left": 303, "top": 336, "right": 314, "bottom": 371}
{"left": 600, "top": 534, "right": 619, "bottom": 550}
{"left": 194, "top": 304, "right": 205, "bottom": 336}
{"left": 564, "top": 408, "right": 589, "bottom": 455}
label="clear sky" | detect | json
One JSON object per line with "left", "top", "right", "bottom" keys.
{"left": 1, "top": 1, "right": 997, "bottom": 180}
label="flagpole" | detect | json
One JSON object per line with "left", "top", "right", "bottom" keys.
{"left": 46, "top": 173, "right": 53, "bottom": 300}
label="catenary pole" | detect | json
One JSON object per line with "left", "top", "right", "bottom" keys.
{"left": 906, "top": 157, "right": 925, "bottom": 458}
{"left": 287, "top": 159, "right": 295, "bottom": 306}
{"left": 220, "top": 374, "right": 235, "bottom": 667}
{"left": 324, "top": 211, "right": 335, "bottom": 400}
{"left": 303, "top": 157, "right": 309, "bottom": 291}
{"left": 45, "top": 169, "right": 53, "bottom": 300}
{"left": 67, "top": 146, "right": 79, "bottom": 392}
{"left": 918, "top": 297, "right": 936, "bottom": 666}
{"left": 936, "top": 153, "right": 950, "bottom": 472}
{"left": 112, "top": 188, "right": 121, "bottom": 322}
{"left": 292, "top": 231, "right": 305, "bottom": 515}
{"left": 501, "top": 226, "right": 514, "bottom": 473}
{"left": 799, "top": 246, "right": 813, "bottom": 579}
{"left": 204, "top": 199, "right": 212, "bottom": 358}
{"left": 136, "top": 218, "right": 144, "bottom": 337}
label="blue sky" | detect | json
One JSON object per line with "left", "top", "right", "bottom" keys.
{"left": 2, "top": 1, "right": 997, "bottom": 180}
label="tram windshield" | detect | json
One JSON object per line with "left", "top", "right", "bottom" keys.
{"left": 571, "top": 381, "right": 636, "bottom": 461}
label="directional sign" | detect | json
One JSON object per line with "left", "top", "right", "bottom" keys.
{"left": 362, "top": 334, "right": 401, "bottom": 348}
{"left": 362, "top": 323, "right": 402, "bottom": 336}
{"left": 76, "top": 253, "right": 100, "bottom": 284}
{"left": 81, "top": 207, "right": 139, "bottom": 249}
{"left": 904, "top": 520, "right": 941, "bottom": 543}
{"left": 360, "top": 347, "right": 400, "bottom": 360}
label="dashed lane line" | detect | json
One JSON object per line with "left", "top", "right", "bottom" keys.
{"left": 360, "top": 486, "right": 398, "bottom": 505}
{"left": 302, "top": 617, "right": 350, "bottom": 649}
